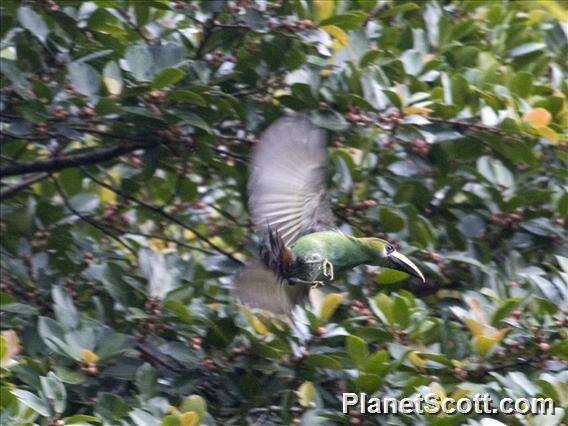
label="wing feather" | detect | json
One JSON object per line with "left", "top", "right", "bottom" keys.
{"left": 233, "top": 260, "right": 310, "bottom": 314}
{"left": 248, "top": 115, "right": 335, "bottom": 246}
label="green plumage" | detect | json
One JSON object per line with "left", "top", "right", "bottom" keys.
{"left": 234, "top": 115, "right": 425, "bottom": 315}
{"left": 292, "top": 231, "right": 377, "bottom": 272}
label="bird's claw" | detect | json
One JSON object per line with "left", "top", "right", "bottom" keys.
{"left": 311, "top": 281, "right": 324, "bottom": 289}
{"left": 323, "top": 260, "right": 334, "bottom": 281}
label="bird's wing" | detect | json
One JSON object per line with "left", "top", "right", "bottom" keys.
{"left": 248, "top": 115, "right": 335, "bottom": 246}
{"left": 233, "top": 259, "right": 310, "bottom": 314}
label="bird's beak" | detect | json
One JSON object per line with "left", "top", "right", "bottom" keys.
{"left": 388, "top": 251, "right": 425, "bottom": 283}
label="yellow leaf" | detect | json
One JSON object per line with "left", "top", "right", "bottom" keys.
{"left": 522, "top": 107, "right": 552, "bottom": 127}
{"left": 451, "top": 359, "right": 463, "bottom": 368}
{"left": 150, "top": 238, "right": 167, "bottom": 251}
{"left": 99, "top": 186, "right": 117, "bottom": 204}
{"left": 103, "top": 76, "right": 122, "bottom": 96}
{"left": 408, "top": 351, "right": 426, "bottom": 369}
{"left": 540, "top": 1, "right": 567, "bottom": 21}
{"left": 428, "top": 382, "right": 447, "bottom": 400}
{"left": 80, "top": 349, "right": 99, "bottom": 364}
{"left": 296, "top": 381, "right": 315, "bottom": 407}
{"left": 180, "top": 395, "right": 206, "bottom": 420}
{"left": 0, "top": 330, "right": 20, "bottom": 367}
{"left": 317, "top": 293, "right": 344, "bottom": 322}
{"left": 321, "top": 25, "right": 348, "bottom": 48}
{"left": 273, "top": 89, "right": 290, "bottom": 98}
{"left": 535, "top": 125, "right": 560, "bottom": 142}
{"left": 243, "top": 309, "right": 271, "bottom": 335}
{"left": 463, "top": 318, "right": 485, "bottom": 337}
{"left": 99, "top": 169, "right": 120, "bottom": 204}
{"left": 179, "top": 411, "right": 199, "bottom": 426}
{"left": 473, "top": 335, "right": 498, "bottom": 356}
{"left": 451, "top": 388, "right": 471, "bottom": 400}
{"left": 403, "top": 105, "right": 433, "bottom": 115}
{"left": 313, "top": 0, "right": 335, "bottom": 22}
{"left": 183, "top": 230, "right": 197, "bottom": 240}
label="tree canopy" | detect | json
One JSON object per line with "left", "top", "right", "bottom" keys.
{"left": 1, "top": 1, "right": 567, "bottom": 425}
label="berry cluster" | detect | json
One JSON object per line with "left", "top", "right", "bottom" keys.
{"left": 410, "top": 138, "right": 429, "bottom": 156}
{"left": 80, "top": 358, "right": 98, "bottom": 376}
{"left": 138, "top": 297, "right": 167, "bottom": 335}
{"left": 268, "top": 18, "right": 315, "bottom": 31}
{"left": 345, "top": 105, "right": 373, "bottom": 126}
{"left": 376, "top": 111, "right": 404, "bottom": 126}
{"left": 489, "top": 209, "right": 523, "bottom": 229}
{"left": 203, "top": 50, "right": 236, "bottom": 66}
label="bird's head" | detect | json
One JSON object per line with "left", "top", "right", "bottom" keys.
{"left": 358, "top": 237, "right": 425, "bottom": 283}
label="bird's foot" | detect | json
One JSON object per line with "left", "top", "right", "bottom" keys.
{"left": 322, "top": 260, "right": 334, "bottom": 281}
{"left": 311, "top": 281, "right": 324, "bottom": 289}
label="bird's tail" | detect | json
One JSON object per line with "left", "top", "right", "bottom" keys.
{"left": 233, "top": 259, "right": 310, "bottom": 315}
{"left": 259, "top": 225, "right": 294, "bottom": 280}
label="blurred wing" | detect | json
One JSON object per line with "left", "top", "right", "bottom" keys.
{"left": 233, "top": 260, "right": 310, "bottom": 314}
{"left": 248, "top": 115, "right": 335, "bottom": 246}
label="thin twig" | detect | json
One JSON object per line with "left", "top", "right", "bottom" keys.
{"left": 80, "top": 167, "right": 243, "bottom": 265}
{"left": 116, "top": 7, "right": 153, "bottom": 44}
{"left": 100, "top": 221, "right": 218, "bottom": 256}
{"left": 1, "top": 173, "right": 50, "bottom": 200}
{"left": 1, "top": 140, "right": 156, "bottom": 177}
{"left": 136, "top": 344, "right": 182, "bottom": 372}
{"left": 427, "top": 117, "right": 526, "bottom": 142}
{"left": 52, "top": 178, "right": 137, "bottom": 258}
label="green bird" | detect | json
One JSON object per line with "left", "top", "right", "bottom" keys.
{"left": 235, "top": 115, "right": 425, "bottom": 314}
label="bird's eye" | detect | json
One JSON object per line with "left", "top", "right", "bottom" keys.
{"left": 386, "top": 244, "right": 394, "bottom": 254}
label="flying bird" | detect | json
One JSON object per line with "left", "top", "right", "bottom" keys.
{"left": 234, "top": 115, "right": 425, "bottom": 314}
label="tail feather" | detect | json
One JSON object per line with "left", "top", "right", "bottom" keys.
{"left": 259, "top": 226, "right": 294, "bottom": 280}
{"left": 233, "top": 259, "right": 310, "bottom": 314}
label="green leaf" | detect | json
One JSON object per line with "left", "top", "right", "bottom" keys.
{"left": 152, "top": 67, "right": 185, "bottom": 89}
{"left": 11, "top": 390, "right": 50, "bottom": 417}
{"left": 40, "top": 372, "right": 66, "bottom": 414}
{"left": 161, "top": 415, "right": 181, "bottom": 426}
{"left": 304, "top": 354, "right": 342, "bottom": 370}
{"left": 135, "top": 363, "right": 157, "bottom": 400}
{"left": 491, "top": 298, "right": 520, "bottom": 325}
{"left": 103, "top": 61, "right": 123, "bottom": 96}
{"left": 52, "top": 286, "right": 79, "bottom": 329}
{"left": 376, "top": 268, "right": 409, "bottom": 285}
{"left": 508, "top": 42, "right": 546, "bottom": 57}
{"left": 180, "top": 395, "right": 206, "bottom": 420}
{"left": 17, "top": 6, "right": 48, "bottom": 42}
{"left": 125, "top": 43, "right": 154, "bottom": 81}
{"left": 64, "top": 414, "right": 102, "bottom": 425}
{"left": 321, "top": 12, "right": 367, "bottom": 30}
{"left": 68, "top": 62, "right": 101, "bottom": 97}
{"left": 477, "top": 156, "right": 514, "bottom": 188}
{"left": 346, "top": 335, "right": 369, "bottom": 368}
{"left": 355, "top": 373, "right": 382, "bottom": 393}
{"left": 378, "top": 3, "right": 419, "bottom": 18}
{"left": 379, "top": 207, "right": 405, "bottom": 232}
{"left": 180, "top": 113, "right": 212, "bottom": 133}
{"left": 317, "top": 293, "right": 343, "bottom": 322}
{"left": 392, "top": 295, "right": 410, "bottom": 328}
{"left": 168, "top": 90, "right": 207, "bottom": 107}
{"left": 550, "top": 338, "right": 568, "bottom": 360}
{"left": 371, "top": 293, "right": 394, "bottom": 325}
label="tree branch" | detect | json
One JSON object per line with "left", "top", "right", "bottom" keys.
{"left": 0, "top": 173, "right": 50, "bottom": 200}
{"left": 99, "top": 221, "right": 218, "bottom": 256}
{"left": 1, "top": 140, "right": 157, "bottom": 178}
{"left": 80, "top": 167, "right": 243, "bottom": 265}
{"left": 52, "top": 178, "right": 138, "bottom": 258}
{"left": 427, "top": 117, "right": 526, "bottom": 142}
